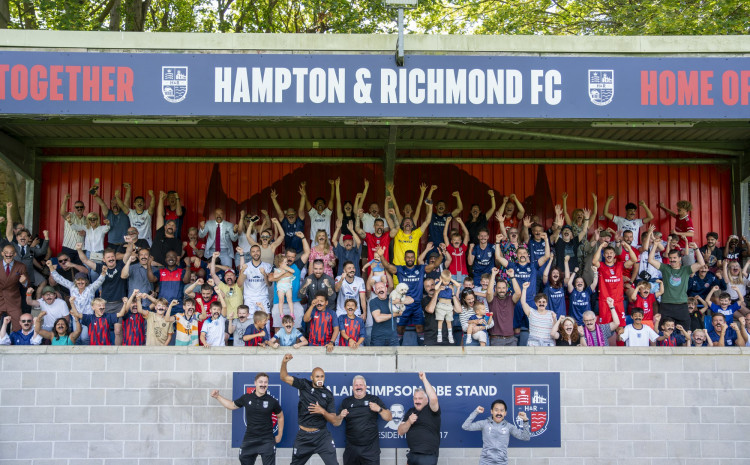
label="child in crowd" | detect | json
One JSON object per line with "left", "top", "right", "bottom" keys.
{"left": 338, "top": 298, "right": 365, "bottom": 348}
{"left": 564, "top": 257, "right": 598, "bottom": 325}
{"left": 654, "top": 314, "right": 689, "bottom": 347}
{"left": 228, "top": 304, "right": 253, "bottom": 346}
{"left": 435, "top": 269, "right": 460, "bottom": 344}
{"left": 48, "top": 260, "right": 106, "bottom": 345}
{"left": 700, "top": 287, "right": 740, "bottom": 324}
{"left": 25, "top": 285, "right": 69, "bottom": 334}
{"left": 443, "top": 217, "right": 470, "bottom": 283}
{"left": 174, "top": 297, "right": 204, "bottom": 346}
{"left": 242, "top": 310, "right": 270, "bottom": 347}
{"left": 200, "top": 291, "right": 228, "bottom": 347}
{"left": 117, "top": 290, "right": 146, "bottom": 346}
{"left": 520, "top": 282, "right": 556, "bottom": 347}
{"left": 273, "top": 254, "right": 295, "bottom": 319}
{"left": 626, "top": 279, "right": 663, "bottom": 329}
{"left": 466, "top": 302, "right": 493, "bottom": 346}
{"left": 687, "top": 296, "right": 708, "bottom": 332}
{"left": 70, "top": 297, "right": 119, "bottom": 346}
{"left": 142, "top": 297, "right": 177, "bottom": 346}
{"left": 619, "top": 308, "right": 659, "bottom": 347}
{"left": 472, "top": 273, "right": 490, "bottom": 307}
{"left": 33, "top": 309, "right": 81, "bottom": 345}
{"left": 362, "top": 255, "right": 388, "bottom": 294}
{"left": 690, "top": 328, "right": 712, "bottom": 347}
{"left": 269, "top": 314, "right": 308, "bottom": 348}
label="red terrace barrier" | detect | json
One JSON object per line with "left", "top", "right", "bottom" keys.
{"left": 40, "top": 151, "right": 731, "bottom": 253}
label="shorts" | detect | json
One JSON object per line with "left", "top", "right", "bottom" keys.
{"left": 527, "top": 336, "right": 554, "bottom": 347}
{"left": 246, "top": 296, "right": 271, "bottom": 315}
{"left": 434, "top": 301, "right": 453, "bottom": 321}
{"left": 291, "top": 428, "right": 337, "bottom": 465}
{"left": 398, "top": 305, "right": 424, "bottom": 326}
{"left": 104, "top": 301, "right": 123, "bottom": 316}
{"left": 471, "top": 330, "right": 488, "bottom": 344}
{"left": 406, "top": 452, "right": 438, "bottom": 465}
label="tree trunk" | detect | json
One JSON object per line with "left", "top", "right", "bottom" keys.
{"left": 20, "top": 0, "right": 38, "bottom": 29}
{"left": 125, "top": 0, "right": 150, "bottom": 31}
{"left": 0, "top": 0, "right": 9, "bottom": 29}
{"left": 109, "top": 0, "right": 121, "bottom": 30}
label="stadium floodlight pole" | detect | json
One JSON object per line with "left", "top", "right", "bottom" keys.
{"left": 384, "top": 0, "right": 418, "bottom": 66}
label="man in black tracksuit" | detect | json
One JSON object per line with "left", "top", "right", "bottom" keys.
{"left": 211, "top": 373, "right": 284, "bottom": 465}
{"left": 280, "top": 353, "right": 338, "bottom": 465}
{"left": 337, "top": 375, "right": 393, "bottom": 465}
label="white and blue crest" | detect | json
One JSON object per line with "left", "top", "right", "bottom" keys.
{"left": 588, "top": 70, "right": 614, "bottom": 106}
{"left": 162, "top": 66, "right": 188, "bottom": 103}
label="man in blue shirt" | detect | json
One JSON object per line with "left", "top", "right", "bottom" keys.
{"left": 707, "top": 313, "right": 746, "bottom": 347}
{"left": 427, "top": 190, "right": 463, "bottom": 246}
{"left": 379, "top": 247, "right": 442, "bottom": 346}
{"left": 270, "top": 185, "right": 306, "bottom": 254}
{"left": 468, "top": 228, "right": 494, "bottom": 286}
{"left": 0, "top": 313, "right": 41, "bottom": 345}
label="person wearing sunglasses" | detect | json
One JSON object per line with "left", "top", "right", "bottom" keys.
{"left": 0, "top": 312, "right": 42, "bottom": 345}
{"left": 59, "top": 193, "right": 88, "bottom": 261}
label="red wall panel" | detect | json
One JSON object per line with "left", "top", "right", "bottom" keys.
{"left": 40, "top": 148, "right": 732, "bottom": 253}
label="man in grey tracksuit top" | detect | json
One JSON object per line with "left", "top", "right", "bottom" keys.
{"left": 462, "top": 403, "right": 530, "bottom": 465}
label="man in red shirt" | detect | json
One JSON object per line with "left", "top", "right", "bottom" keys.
{"left": 355, "top": 212, "right": 391, "bottom": 264}
{"left": 592, "top": 239, "right": 637, "bottom": 334}
{"left": 657, "top": 200, "right": 695, "bottom": 251}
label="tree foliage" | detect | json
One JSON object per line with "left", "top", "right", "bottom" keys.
{"left": 1, "top": 0, "right": 747, "bottom": 34}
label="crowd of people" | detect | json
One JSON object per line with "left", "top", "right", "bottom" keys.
{"left": 1, "top": 178, "right": 748, "bottom": 348}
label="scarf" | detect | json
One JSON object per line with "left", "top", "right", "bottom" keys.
{"left": 584, "top": 323, "right": 606, "bottom": 347}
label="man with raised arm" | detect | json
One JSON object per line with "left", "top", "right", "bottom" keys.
{"left": 270, "top": 184, "right": 307, "bottom": 254}
{"left": 390, "top": 199, "right": 434, "bottom": 267}
{"left": 602, "top": 195, "right": 653, "bottom": 248}
{"left": 337, "top": 375, "right": 392, "bottom": 465}
{"left": 60, "top": 194, "right": 87, "bottom": 261}
{"left": 151, "top": 191, "right": 183, "bottom": 265}
{"left": 116, "top": 183, "right": 156, "bottom": 246}
{"left": 398, "top": 372, "right": 441, "bottom": 465}
{"left": 211, "top": 373, "right": 283, "bottom": 465}
{"left": 92, "top": 189, "right": 129, "bottom": 250}
{"left": 427, "top": 189, "right": 463, "bottom": 247}
{"left": 280, "top": 353, "right": 338, "bottom": 465}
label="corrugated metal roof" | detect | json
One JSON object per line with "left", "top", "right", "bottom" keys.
{"left": 1, "top": 117, "right": 748, "bottom": 155}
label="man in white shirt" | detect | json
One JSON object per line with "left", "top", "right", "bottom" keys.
{"left": 619, "top": 308, "right": 659, "bottom": 347}
{"left": 603, "top": 195, "right": 653, "bottom": 248}
{"left": 238, "top": 245, "right": 273, "bottom": 314}
{"left": 116, "top": 183, "right": 156, "bottom": 246}
{"left": 303, "top": 179, "right": 335, "bottom": 240}
{"left": 335, "top": 261, "right": 367, "bottom": 320}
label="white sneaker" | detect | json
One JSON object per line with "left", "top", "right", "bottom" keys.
{"left": 466, "top": 334, "right": 472, "bottom": 344}
{"left": 447, "top": 333, "right": 454, "bottom": 344}
{"left": 436, "top": 333, "right": 443, "bottom": 343}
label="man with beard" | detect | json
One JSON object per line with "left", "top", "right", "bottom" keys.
{"left": 280, "top": 353, "right": 338, "bottom": 465}
{"left": 461, "top": 400, "right": 530, "bottom": 465}
{"left": 699, "top": 231, "right": 724, "bottom": 273}
{"left": 78, "top": 245, "right": 127, "bottom": 345}
{"left": 298, "top": 259, "right": 336, "bottom": 310}
{"left": 121, "top": 247, "right": 159, "bottom": 308}
{"left": 398, "top": 372, "right": 441, "bottom": 465}
{"left": 303, "top": 179, "right": 335, "bottom": 240}
{"left": 335, "top": 261, "right": 367, "bottom": 320}
{"left": 151, "top": 191, "right": 184, "bottom": 265}
{"left": 333, "top": 220, "right": 362, "bottom": 277}
{"left": 115, "top": 227, "right": 150, "bottom": 261}
{"left": 60, "top": 194, "right": 88, "bottom": 262}
{"left": 369, "top": 280, "right": 403, "bottom": 347}
{"left": 239, "top": 244, "right": 273, "bottom": 316}
{"left": 487, "top": 267, "right": 521, "bottom": 346}
{"left": 150, "top": 250, "right": 191, "bottom": 315}
{"left": 211, "top": 373, "right": 284, "bottom": 465}
{"left": 199, "top": 208, "right": 238, "bottom": 267}
{"left": 337, "top": 375, "right": 392, "bottom": 465}
{"left": 379, "top": 248, "right": 443, "bottom": 346}
{"left": 390, "top": 200, "right": 433, "bottom": 267}
{"left": 164, "top": 191, "right": 185, "bottom": 239}
{"left": 209, "top": 251, "right": 244, "bottom": 323}
{"left": 93, "top": 190, "right": 129, "bottom": 249}
{"left": 494, "top": 234, "right": 550, "bottom": 346}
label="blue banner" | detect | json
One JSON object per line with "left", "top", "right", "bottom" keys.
{"left": 231, "top": 371, "right": 560, "bottom": 449}
{"left": 0, "top": 52, "right": 749, "bottom": 118}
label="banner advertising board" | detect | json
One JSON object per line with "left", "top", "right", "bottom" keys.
{"left": 231, "top": 371, "right": 560, "bottom": 449}
{"left": 0, "top": 52, "right": 749, "bottom": 119}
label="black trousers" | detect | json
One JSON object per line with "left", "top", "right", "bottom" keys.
{"left": 290, "top": 428, "right": 338, "bottom": 465}
{"left": 406, "top": 451, "right": 438, "bottom": 465}
{"left": 239, "top": 441, "right": 275, "bottom": 465}
{"left": 343, "top": 441, "right": 380, "bottom": 465}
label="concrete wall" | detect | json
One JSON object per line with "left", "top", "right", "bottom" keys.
{"left": 1, "top": 346, "right": 749, "bottom": 465}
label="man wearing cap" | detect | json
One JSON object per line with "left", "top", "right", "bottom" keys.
{"left": 602, "top": 195, "right": 653, "bottom": 248}
{"left": 333, "top": 219, "right": 362, "bottom": 277}
{"left": 26, "top": 285, "right": 69, "bottom": 334}
{"left": 59, "top": 194, "right": 87, "bottom": 263}
{"left": 210, "top": 251, "right": 244, "bottom": 322}
{"left": 151, "top": 191, "right": 184, "bottom": 265}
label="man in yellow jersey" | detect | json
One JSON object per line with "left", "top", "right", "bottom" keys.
{"left": 389, "top": 200, "right": 434, "bottom": 267}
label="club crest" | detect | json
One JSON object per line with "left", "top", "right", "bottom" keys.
{"left": 588, "top": 70, "right": 614, "bottom": 106}
{"left": 162, "top": 66, "right": 188, "bottom": 103}
{"left": 513, "top": 385, "right": 549, "bottom": 437}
